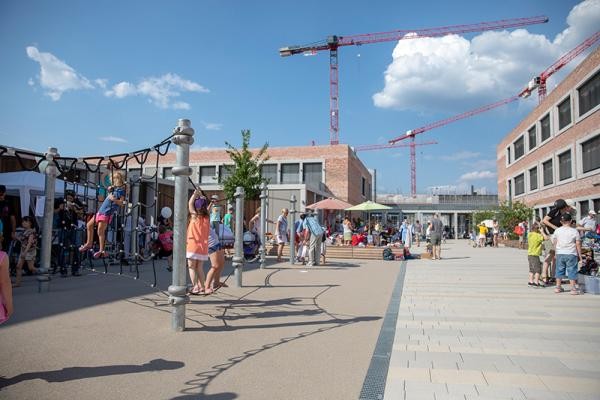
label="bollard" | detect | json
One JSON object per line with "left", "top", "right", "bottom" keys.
{"left": 168, "top": 119, "right": 194, "bottom": 332}
{"left": 38, "top": 147, "right": 59, "bottom": 292}
{"left": 289, "top": 194, "right": 296, "bottom": 265}
{"left": 259, "top": 182, "right": 267, "bottom": 269}
{"left": 232, "top": 186, "right": 245, "bottom": 287}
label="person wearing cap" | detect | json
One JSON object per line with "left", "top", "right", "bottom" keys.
{"left": 552, "top": 212, "right": 582, "bottom": 295}
{"left": 578, "top": 210, "right": 598, "bottom": 239}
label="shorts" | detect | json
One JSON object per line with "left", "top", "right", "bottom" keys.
{"left": 528, "top": 255, "right": 542, "bottom": 274}
{"left": 555, "top": 254, "right": 579, "bottom": 280}
{"left": 518, "top": 235, "right": 524, "bottom": 243}
{"left": 157, "top": 248, "right": 173, "bottom": 258}
{"left": 20, "top": 250, "right": 36, "bottom": 262}
{"left": 478, "top": 234, "right": 486, "bottom": 240}
{"left": 96, "top": 212, "right": 113, "bottom": 224}
{"left": 208, "top": 243, "right": 222, "bottom": 255}
{"left": 430, "top": 235, "right": 441, "bottom": 246}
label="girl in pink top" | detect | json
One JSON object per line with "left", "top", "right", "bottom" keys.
{"left": 186, "top": 190, "right": 213, "bottom": 295}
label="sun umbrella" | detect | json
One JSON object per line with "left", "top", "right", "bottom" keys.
{"left": 345, "top": 200, "right": 392, "bottom": 211}
{"left": 306, "top": 197, "right": 354, "bottom": 210}
{"left": 346, "top": 201, "right": 393, "bottom": 236}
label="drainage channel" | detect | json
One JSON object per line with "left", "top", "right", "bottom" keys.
{"left": 359, "top": 261, "right": 407, "bottom": 400}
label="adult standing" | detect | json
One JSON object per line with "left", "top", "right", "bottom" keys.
{"left": 492, "top": 219, "right": 500, "bottom": 247}
{"left": 274, "top": 208, "right": 289, "bottom": 262}
{"left": 541, "top": 199, "right": 575, "bottom": 283}
{"left": 0, "top": 186, "right": 16, "bottom": 253}
{"left": 304, "top": 211, "right": 324, "bottom": 267}
{"left": 430, "top": 214, "right": 444, "bottom": 260}
{"left": 342, "top": 217, "right": 353, "bottom": 246}
{"left": 414, "top": 220, "right": 422, "bottom": 247}
{"left": 399, "top": 219, "right": 413, "bottom": 249}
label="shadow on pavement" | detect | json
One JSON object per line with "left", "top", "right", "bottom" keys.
{"left": 0, "top": 358, "right": 184, "bottom": 389}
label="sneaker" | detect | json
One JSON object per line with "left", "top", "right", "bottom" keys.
{"left": 528, "top": 282, "right": 536, "bottom": 287}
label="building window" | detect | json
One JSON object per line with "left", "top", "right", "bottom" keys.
{"left": 542, "top": 159, "right": 553, "bottom": 186}
{"left": 578, "top": 70, "right": 600, "bottom": 116}
{"left": 580, "top": 200, "right": 590, "bottom": 216}
{"left": 507, "top": 180, "right": 512, "bottom": 201}
{"left": 260, "top": 164, "right": 277, "bottom": 184}
{"left": 506, "top": 147, "right": 511, "bottom": 164}
{"left": 280, "top": 163, "right": 299, "bottom": 184}
{"left": 594, "top": 198, "right": 600, "bottom": 214}
{"left": 514, "top": 174, "right": 525, "bottom": 196}
{"left": 540, "top": 114, "right": 551, "bottom": 142}
{"left": 558, "top": 97, "right": 571, "bottom": 130}
{"left": 199, "top": 166, "right": 216, "bottom": 184}
{"left": 219, "top": 165, "right": 234, "bottom": 183}
{"left": 581, "top": 134, "right": 600, "bottom": 174}
{"left": 144, "top": 167, "right": 157, "bottom": 177}
{"left": 302, "top": 162, "right": 322, "bottom": 185}
{"left": 128, "top": 168, "right": 142, "bottom": 178}
{"left": 361, "top": 177, "right": 366, "bottom": 196}
{"left": 529, "top": 166, "right": 538, "bottom": 191}
{"left": 558, "top": 150, "right": 572, "bottom": 181}
{"left": 527, "top": 126, "right": 537, "bottom": 151}
{"left": 514, "top": 136, "right": 524, "bottom": 160}
{"left": 163, "top": 167, "right": 174, "bottom": 180}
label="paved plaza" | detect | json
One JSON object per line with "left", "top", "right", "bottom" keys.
{"left": 1, "top": 242, "right": 599, "bottom": 399}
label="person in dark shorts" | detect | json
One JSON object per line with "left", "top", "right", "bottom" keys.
{"left": 527, "top": 222, "right": 547, "bottom": 287}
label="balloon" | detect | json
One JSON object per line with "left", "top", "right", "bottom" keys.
{"left": 161, "top": 207, "right": 173, "bottom": 219}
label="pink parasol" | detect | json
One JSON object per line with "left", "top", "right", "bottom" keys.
{"left": 306, "top": 197, "right": 354, "bottom": 210}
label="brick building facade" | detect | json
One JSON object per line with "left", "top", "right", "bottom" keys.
{"left": 497, "top": 47, "right": 600, "bottom": 220}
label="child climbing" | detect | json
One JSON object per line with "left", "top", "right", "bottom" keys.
{"left": 186, "top": 189, "right": 212, "bottom": 295}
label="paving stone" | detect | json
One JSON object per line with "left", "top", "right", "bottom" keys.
{"left": 481, "top": 371, "right": 546, "bottom": 389}
{"left": 474, "top": 385, "right": 526, "bottom": 399}
{"left": 519, "top": 387, "right": 572, "bottom": 400}
{"left": 430, "top": 369, "right": 487, "bottom": 385}
{"left": 537, "top": 375, "right": 600, "bottom": 394}
{"left": 445, "top": 383, "right": 478, "bottom": 396}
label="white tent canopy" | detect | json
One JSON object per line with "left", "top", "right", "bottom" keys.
{"left": 0, "top": 171, "right": 88, "bottom": 218}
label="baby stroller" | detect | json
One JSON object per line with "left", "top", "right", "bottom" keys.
{"left": 243, "top": 230, "right": 260, "bottom": 261}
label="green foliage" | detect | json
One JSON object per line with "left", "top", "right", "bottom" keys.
{"left": 472, "top": 210, "right": 497, "bottom": 225}
{"left": 222, "top": 129, "right": 269, "bottom": 201}
{"left": 498, "top": 200, "right": 533, "bottom": 233}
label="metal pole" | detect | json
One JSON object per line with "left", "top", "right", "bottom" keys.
{"left": 259, "top": 182, "right": 267, "bottom": 269}
{"left": 130, "top": 178, "right": 140, "bottom": 261}
{"left": 289, "top": 194, "right": 296, "bottom": 265}
{"left": 232, "top": 186, "right": 245, "bottom": 287}
{"left": 168, "top": 119, "right": 194, "bottom": 332}
{"left": 37, "top": 147, "right": 59, "bottom": 292}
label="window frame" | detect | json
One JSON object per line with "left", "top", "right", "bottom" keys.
{"left": 556, "top": 146, "right": 575, "bottom": 183}
{"left": 280, "top": 163, "right": 300, "bottom": 184}
{"left": 539, "top": 113, "right": 552, "bottom": 144}
{"left": 513, "top": 135, "right": 525, "bottom": 160}
{"left": 575, "top": 67, "right": 600, "bottom": 121}
{"left": 527, "top": 124, "right": 537, "bottom": 152}
{"left": 555, "top": 94, "right": 573, "bottom": 134}
{"left": 528, "top": 164, "right": 538, "bottom": 192}
{"left": 199, "top": 165, "right": 217, "bottom": 185}
{"left": 576, "top": 130, "right": 600, "bottom": 179}
{"left": 541, "top": 157, "right": 554, "bottom": 188}
{"left": 513, "top": 172, "right": 526, "bottom": 197}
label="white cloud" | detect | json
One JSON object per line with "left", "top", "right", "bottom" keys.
{"left": 105, "top": 73, "right": 209, "bottom": 109}
{"left": 459, "top": 170, "right": 496, "bottom": 181}
{"left": 99, "top": 136, "right": 128, "bottom": 143}
{"left": 26, "top": 46, "right": 94, "bottom": 100}
{"left": 202, "top": 121, "right": 223, "bottom": 131}
{"left": 373, "top": 0, "right": 600, "bottom": 112}
{"left": 441, "top": 151, "right": 481, "bottom": 161}
{"left": 94, "top": 78, "right": 108, "bottom": 89}
{"left": 27, "top": 78, "right": 35, "bottom": 86}
{"left": 465, "top": 158, "right": 497, "bottom": 170}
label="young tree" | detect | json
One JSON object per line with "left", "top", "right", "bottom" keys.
{"left": 222, "top": 129, "right": 269, "bottom": 200}
{"left": 498, "top": 200, "right": 533, "bottom": 233}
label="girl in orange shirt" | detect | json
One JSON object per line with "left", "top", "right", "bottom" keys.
{"left": 186, "top": 190, "right": 212, "bottom": 295}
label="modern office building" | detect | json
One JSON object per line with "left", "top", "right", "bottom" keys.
{"left": 497, "top": 47, "right": 600, "bottom": 220}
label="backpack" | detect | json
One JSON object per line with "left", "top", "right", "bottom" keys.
{"left": 383, "top": 248, "right": 395, "bottom": 261}
{"left": 513, "top": 225, "right": 524, "bottom": 236}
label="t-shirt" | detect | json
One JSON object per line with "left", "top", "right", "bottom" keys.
{"left": 223, "top": 212, "right": 233, "bottom": 229}
{"left": 527, "top": 231, "right": 544, "bottom": 256}
{"left": 430, "top": 219, "right": 443, "bottom": 237}
{"left": 543, "top": 207, "right": 562, "bottom": 234}
{"left": 553, "top": 226, "right": 580, "bottom": 256}
{"left": 97, "top": 187, "right": 125, "bottom": 216}
{"left": 580, "top": 216, "right": 596, "bottom": 232}
{"left": 210, "top": 206, "right": 221, "bottom": 223}
{"left": 478, "top": 226, "right": 488, "bottom": 235}
{"left": 158, "top": 231, "right": 173, "bottom": 251}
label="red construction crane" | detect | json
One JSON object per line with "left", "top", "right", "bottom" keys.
{"left": 520, "top": 30, "right": 600, "bottom": 102}
{"left": 384, "top": 30, "right": 600, "bottom": 196}
{"left": 280, "top": 16, "right": 549, "bottom": 145}
{"left": 354, "top": 140, "right": 438, "bottom": 197}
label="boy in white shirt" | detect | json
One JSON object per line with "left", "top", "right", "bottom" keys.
{"left": 552, "top": 213, "right": 582, "bottom": 295}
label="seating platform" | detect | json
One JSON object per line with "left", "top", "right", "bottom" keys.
{"left": 265, "top": 243, "right": 405, "bottom": 260}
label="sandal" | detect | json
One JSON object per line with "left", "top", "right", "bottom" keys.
{"left": 79, "top": 244, "right": 92, "bottom": 253}
{"left": 204, "top": 288, "right": 214, "bottom": 295}
{"left": 93, "top": 251, "right": 106, "bottom": 259}
{"left": 570, "top": 288, "right": 581, "bottom": 295}
{"left": 554, "top": 286, "right": 565, "bottom": 293}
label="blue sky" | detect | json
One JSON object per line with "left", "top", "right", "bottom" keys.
{"left": 1, "top": 0, "right": 598, "bottom": 194}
